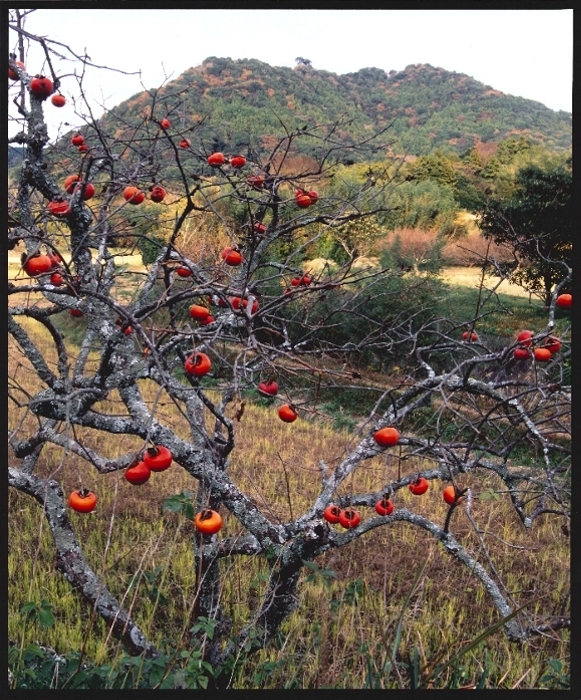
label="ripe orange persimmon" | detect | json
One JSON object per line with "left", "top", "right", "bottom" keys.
{"left": 409, "top": 477, "right": 429, "bottom": 495}
{"left": 258, "top": 381, "right": 278, "bottom": 397}
{"left": 534, "top": 347, "right": 552, "bottom": 362}
{"left": 8, "top": 60, "right": 25, "bottom": 80}
{"left": 150, "top": 185, "right": 166, "bottom": 203}
{"left": 295, "top": 193, "right": 312, "bottom": 208}
{"left": 24, "top": 254, "right": 53, "bottom": 276}
{"left": 543, "top": 336, "right": 561, "bottom": 354}
{"left": 517, "top": 330, "right": 533, "bottom": 347}
{"left": 123, "top": 186, "right": 145, "bottom": 205}
{"left": 373, "top": 427, "right": 400, "bottom": 447}
{"left": 230, "top": 155, "right": 246, "bottom": 168}
{"left": 231, "top": 297, "right": 259, "bottom": 314}
{"left": 247, "top": 175, "right": 264, "bottom": 189}
{"left": 48, "top": 200, "right": 71, "bottom": 217}
{"left": 51, "top": 93, "right": 66, "bottom": 107}
{"left": 556, "top": 294, "right": 572, "bottom": 309}
{"left": 71, "top": 182, "right": 95, "bottom": 200}
{"left": 64, "top": 174, "right": 80, "bottom": 193}
{"left": 443, "top": 485, "right": 457, "bottom": 505}
{"left": 194, "top": 509, "right": 223, "bottom": 535}
{"left": 278, "top": 404, "right": 298, "bottom": 423}
{"left": 323, "top": 505, "right": 342, "bottom": 524}
{"left": 30, "top": 75, "right": 54, "bottom": 100}
{"left": 221, "top": 247, "right": 243, "bottom": 266}
{"left": 245, "top": 299, "right": 259, "bottom": 313}
{"left": 68, "top": 489, "right": 98, "bottom": 513}
{"left": 338, "top": 508, "right": 361, "bottom": 529}
{"left": 144, "top": 445, "right": 173, "bottom": 472}
{"left": 189, "top": 304, "right": 210, "bottom": 321}
{"left": 375, "top": 498, "right": 394, "bottom": 516}
{"left": 253, "top": 221, "right": 267, "bottom": 234}
{"left": 184, "top": 352, "right": 212, "bottom": 377}
{"left": 125, "top": 461, "right": 151, "bottom": 485}
{"left": 207, "top": 152, "right": 226, "bottom": 167}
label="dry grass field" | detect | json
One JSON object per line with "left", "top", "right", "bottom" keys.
{"left": 8, "top": 258, "right": 570, "bottom": 689}
{"left": 440, "top": 266, "right": 533, "bottom": 299}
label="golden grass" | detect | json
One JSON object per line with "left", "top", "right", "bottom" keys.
{"left": 439, "top": 266, "right": 533, "bottom": 299}
{"left": 9, "top": 387, "right": 570, "bottom": 688}
{"left": 8, "top": 268, "right": 569, "bottom": 689}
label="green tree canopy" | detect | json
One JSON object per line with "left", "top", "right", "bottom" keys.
{"left": 403, "top": 149, "right": 459, "bottom": 188}
{"left": 478, "top": 160, "right": 572, "bottom": 306}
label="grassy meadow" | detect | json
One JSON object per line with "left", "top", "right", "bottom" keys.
{"left": 8, "top": 258, "right": 570, "bottom": 689}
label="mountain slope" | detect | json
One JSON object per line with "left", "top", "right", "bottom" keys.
{"left": 103, "top": 58, "right": 570, "bottom": 160}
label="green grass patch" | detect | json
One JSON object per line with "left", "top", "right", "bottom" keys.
{"left": 436, "top": 283, "right": 562, "bottom": 339}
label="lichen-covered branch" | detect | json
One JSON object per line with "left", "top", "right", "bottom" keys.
{"left": 8, "top": 465, "right": 159, "bottom": 658}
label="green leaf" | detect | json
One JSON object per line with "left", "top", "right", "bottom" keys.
{"left": 37, "top": 607, "right": 55, "bottom": 628}
{"left": 302, "top": 559, "right": 337, "bottom": 580}
{"left": 478, "top": 488, "right": 500, "bottom": 501}
{"left": 302, "top": 560, "right": 319, "bottom": 571}
{"left": 20, "top": 601, "right": 39, "bottom": 615}
{"left": 162, "top": 496, "right": 185, "bottom": 513}
{"left": 159, "top": 675, "right": 175, "bottom": 689}
{"left": 8, "top": 646, "right": 19, "bottom": 666}
{"left": 148, "top": 663, "right": 165, "bottom": 687}
{"left": 23, "top": 644, "right": 45, "bottom": 660}
{"left": 190, "top": 616, "right": 218, "bottom": 639}
{"left": 162, "top": 490, "right": 194, "bottom": 514}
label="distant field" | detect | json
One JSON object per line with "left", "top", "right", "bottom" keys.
{"left": 8, "top": 251, "right": 144, "bottom": 272}
{"left": 439, "top": 266, "right": 532, "bottom": 298}
{"left": 9, "top": 253, "right": 533, "bottom": 300}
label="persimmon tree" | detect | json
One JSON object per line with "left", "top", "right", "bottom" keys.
{"left": 8, "top": 16, "right": 571, "bottom": 689}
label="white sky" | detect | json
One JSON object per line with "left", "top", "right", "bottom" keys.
{"left": 8, "top": 9, "right": 573, "bottom": 143}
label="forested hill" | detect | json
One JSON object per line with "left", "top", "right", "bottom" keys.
{"left": 105, "top": 58, "right": 571, "bottom": 159}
